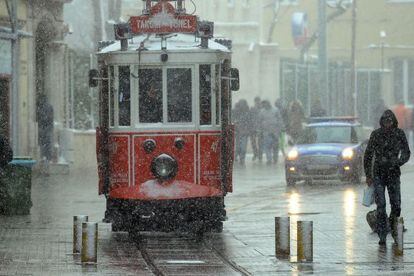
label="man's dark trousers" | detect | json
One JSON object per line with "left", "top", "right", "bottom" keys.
{"left": 374, "top": 176, "right": 401, "bottom": 240}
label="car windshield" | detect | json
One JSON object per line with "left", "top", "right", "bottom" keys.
{"left": 298, "top": 126, "right": 353, "bottom": 144}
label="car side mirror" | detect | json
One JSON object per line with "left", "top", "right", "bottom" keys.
{"left": 89, "top": 69, "right": 99, "bottom": 88}
{"left": 230, "top": 68, "right": 239, "bottom": 91}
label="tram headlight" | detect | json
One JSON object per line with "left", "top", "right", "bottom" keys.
{"left": 143, "top": 139, "right": 156, "bottom": 153}
{"left": 174, "top": 137, "right": 185, "bottom": 150}
{"left": 151, "top": 154, "right": 178, "bottom": 180}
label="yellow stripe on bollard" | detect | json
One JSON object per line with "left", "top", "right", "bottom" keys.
{"left": 73, "top": 215, "right": 88, "bottom": 254}
{"left": 81, "top": 222, "right": 98, "bottom": 264}
{"left": 275, "top": 217, "right": 290, "bottom": 259}
{"left": 297, "top": 221, "right": 313, "bottom": 262}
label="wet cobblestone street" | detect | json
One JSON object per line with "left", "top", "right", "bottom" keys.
{"left": 1, "top": 159, "right": 414, "bottom": 275}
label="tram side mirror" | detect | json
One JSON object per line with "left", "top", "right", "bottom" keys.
{"left": 89, "top": 69, "right": 99, "bottom": 88}
{"left": 230, "top": 68, "right": 240, "bottom": 91}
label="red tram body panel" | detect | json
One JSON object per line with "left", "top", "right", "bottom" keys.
{"left": 92, "top": 0, "right": 238, "bottom": 233}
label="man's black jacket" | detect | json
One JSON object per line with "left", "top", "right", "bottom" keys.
{"left": 364, "top": 109, "right": 411, "bottom": 179}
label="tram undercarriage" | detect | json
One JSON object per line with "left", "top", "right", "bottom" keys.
{"left": 105, "top": 196, "right": 226, "bottom": 233}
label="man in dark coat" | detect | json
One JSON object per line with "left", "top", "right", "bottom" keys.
{"left": 37, "top": 95, "right": 54, "bottom": 162}
{"left": 0, "top": 135, "right": 12, "bottom": 168}
{"left": 364, "top": 109, "right": 411, "bottom": 245}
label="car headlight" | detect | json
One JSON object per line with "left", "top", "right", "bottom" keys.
{"left": 287, "top": 148, "right": 299, "bottom": 160}
{"left": 342, "top": 148, "right": 354, "bottom": 160}
{"left": 151, "top": 154, "right": 178, "bottom": 180}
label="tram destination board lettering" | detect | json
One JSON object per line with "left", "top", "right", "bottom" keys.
{"left": 130, "top": 15, "right": 197, "bottom": 34}
{"left": 129, "top": 1, "right": 197, "bottom": 34}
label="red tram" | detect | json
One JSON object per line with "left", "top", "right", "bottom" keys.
{"left": 90, "top": 0, "right": 239, "bottom": 232}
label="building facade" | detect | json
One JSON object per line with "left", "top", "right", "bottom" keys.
{"left": 190, "top": 0, "right": 414, "bottom": 122}
{"left": 0, "top": 0, "right": 72, "bottom": 158}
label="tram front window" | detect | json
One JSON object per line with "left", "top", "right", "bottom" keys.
{"left": 167, "top": 68, "right": 192, "bottom": 123}
{"left": 139, "top": 69, "right": 163, "bottom": 123}
{"left": 119, "top": 66, "right": 130, "bottom": 126}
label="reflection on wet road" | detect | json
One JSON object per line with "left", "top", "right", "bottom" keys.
{"left": 226, "top": 159, "right": 414, "bottom": 274}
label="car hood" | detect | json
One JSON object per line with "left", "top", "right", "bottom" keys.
{"left": 295, "top": 143, "right": 355, "bottom": 156}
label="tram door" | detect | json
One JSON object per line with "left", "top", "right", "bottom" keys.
{"left": 0, "top": 76, "right": 10, "bottom": 138}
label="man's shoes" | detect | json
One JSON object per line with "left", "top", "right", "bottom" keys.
{"left": 379, "top": 237, "right": 386, "bottom": 246}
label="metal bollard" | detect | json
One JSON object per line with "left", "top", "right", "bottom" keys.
{"left": 275, "top": 217, "right": 290, "bottom": 258}
{"left": 81, "top": 222, "right": 98, "bottom": 264}
{"left": 73, "top": 215, "right": 88, "bottom": 254}
{"left": 297, "top": 221, "right": 313, "bottom": 262}
{"left": 396, "top": 217, "right": 404, "bottom": 255}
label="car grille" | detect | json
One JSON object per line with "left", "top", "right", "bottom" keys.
{"left": 303, "top": 167, "right": 338, "bottom": 176}
{"left": 300, "top": 155, "right": 338, "bottom": 165}
{"left": 300, "top": 155, "right": 339, "bottom": 176}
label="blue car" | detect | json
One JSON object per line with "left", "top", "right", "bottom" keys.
{"left": 285, "top": 118, "right": 368, "bottom": 185}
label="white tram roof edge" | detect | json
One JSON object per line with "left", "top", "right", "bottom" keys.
{"left": 98, "top": 33, "right": 231, "bottom": 54}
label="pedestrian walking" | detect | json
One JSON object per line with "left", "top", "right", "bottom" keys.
{"left": 275, "top": 98, "right": 288, "bottom": 157}
{"left": 259, "top": 100, "right": 283, "bottom": 165}
{"left": 287, "top": 100, "right": 305, "bottom": 145}
{"left": 37, "top": 94, "right": 54, "bottom": 175}
{"left": 364, "top": 109, "right": 410, "bottom": 245}
{"left": 249, "top": 96, "right": 263, "bottom": 161}
{"left": 393, "top": 101, "right": 410, "bottom": 138}
{"left": 0, "top": 134, "right": 12, "bottom": 168}
{"left": 233, "top": 99, "right": 251, "bottom": 166}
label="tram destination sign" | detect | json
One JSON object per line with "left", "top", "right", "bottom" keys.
{"left": 129, "top": 1, "right": 197, "bottom": 34}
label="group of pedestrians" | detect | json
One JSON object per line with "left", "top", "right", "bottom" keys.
{"left": 232, "top": 97, "right": 306, "bottom": 166}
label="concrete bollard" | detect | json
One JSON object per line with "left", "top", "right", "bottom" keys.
{"left": 396, "top": 217, "right": 404, "bottom": 255}
{"left": 275, "top": 217, "right": 290, "bottom": 258}
{"left": 297, "top": 221, "right": 313, "bottom": 262}
{"left": 81, "top": 222, "right": 98, "bottom": 264}
{"left": 73, "top": 215, "right": 88, "bottom": 254}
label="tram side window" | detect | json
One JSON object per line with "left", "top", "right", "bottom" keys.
{"left": 119, "top": 66, "right": 131, "bottom": 126}
{"left": 200, "top": 65, "right": 212, "bottom": 125}
{"left": 109, "top": 66, "right": 115, "bottom": 127}
{"left": 139, "top": 69, "right": 163, "bottom": 123}
{"left": 167, "top": 68, "right": 192, "bottom": 123}
{"left": 215, "top": 64, "right": 221, "bottom": 125}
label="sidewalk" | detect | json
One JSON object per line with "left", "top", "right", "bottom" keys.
{"left": 0, "top": 169, "right": 152, "bottom": 275}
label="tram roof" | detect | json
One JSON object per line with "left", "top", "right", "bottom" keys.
{"left": 98, "top": 33, "right": 231, "bottom": 54}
